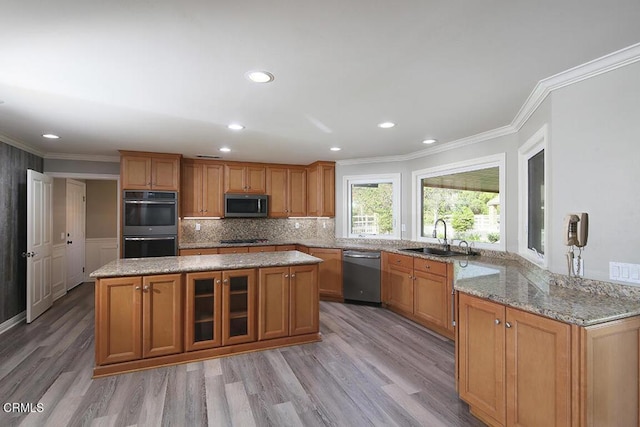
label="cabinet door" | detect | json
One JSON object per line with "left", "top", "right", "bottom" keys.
{"left": 290, "top": 264, "right": 319, "bottom": 336}
{"left": 142, "top": 274, "right": 183, "bottom": 358}
{"left": 258, "top": 267, "right": 290, "bottom": 340}
{"left": 413, "top": 270, "right": 448, "bottom": 329}
{"left": 387, "top": 264, "right": 413, "bottom": 315}
{"left": 185, "top": 272, "right": 222, "bottom": 351}
{"left": 266, "top": 167, "right": 288, "bottom": 217}
{"left": 224, "top": 164, "right": 246, "bottom": 193}
{"left": 96, "top": 276, "right": 142, "bottom": 365}
{"left": 319, "top": 164, "right": 335, "bottom": 217}
{"left": 151, "top": 157, "right": 179, "bottom": 191}
{"left": 505, "top": 308, "right": 571, "bottom": 427}
{"left": 458, "top": 293, "right": 505, "bottom": 426}
{"left": 181, "top": 161, "right": 203, "bottom": 217}
{"left": 288, "top": 168, "right": 307, "bottom": 217}
{"left": 222, "top": 269, "right": 256, "bottom": 345}
{"left": 306, "top": 166, "right": 318, "bottom": 216}
{"left": 203, "top": 163, "right": 224, "bottom": 217}
{"left": 309, "top": 248, "right": 342, "bottom": 299}
{"left": 246, "top": 166, "right": 266, "bottom": 193}
{"left": 121, "top": 155, "right": 152, "bottom": 189}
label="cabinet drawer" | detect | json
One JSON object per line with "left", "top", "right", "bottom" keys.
{"left": 386, "top": 253, "right": 413, "bottom": 269}
{"left": 413, "top": 258, "right": 447, "bottom": 277}
{"left": 180, "top": 248, "right": 219, "bottom": 256}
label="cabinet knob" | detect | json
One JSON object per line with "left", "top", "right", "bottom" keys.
{"left": 425, "top": 264, "right": 430, "bottom": 269}
{"left": 396, "top": 259, "right": 401, "bottom": 263}
{"left": 495, "top": 319, "right": 501, "bottom": 325}
{"left": 143, "top": 285, "right": 150, "bottom": 292}
{"left": 408, "top": 274, "right": 412, "bottom": 279}
{"left": 285, "top": 274, "right": 289, "bottom": 278}
{"left": 135, "top": 286, "right": 141, "bottom": 290}
{"left": 216, "top": 279, "right": 221, "bottom": 284}
{"left": 505, "top": 322, "right": 512, "bottom": 328}
{"left": 223, "top": 279, "right": 229, "bottom": 284}
{"left": 291, "top": 274, "right": 296, "bottom": 278}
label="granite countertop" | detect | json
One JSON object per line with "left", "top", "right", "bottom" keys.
{"left": 453, "top": 257, "right": 640, "bottom": 326}
{"left": 90, "top": 251, "right": 323, "bottom": 279}
{"left": 176, "top": 239, "right": 640, "bottom": 326}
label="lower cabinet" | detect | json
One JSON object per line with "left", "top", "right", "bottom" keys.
{"left": 308, "top": 247, "right": 343, "bottom": 300}
{"left": 95, "top": 274, "right": 183, "bottom": 365}
{"left": 258, "top": 264, "right": 319, "bottom": 340}
{"left": 458, "top": 292, "right": 640, "bottom": 427}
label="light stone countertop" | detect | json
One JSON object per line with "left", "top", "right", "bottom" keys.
{"left": 89, "top": 251, "right": 322, "bottom": 279}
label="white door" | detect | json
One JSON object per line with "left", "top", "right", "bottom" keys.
{"left": 66, "top": 179, "right": 86, "bottom": 290}
{"left": 26, "top": 169, "right": 53, "bottom": 323}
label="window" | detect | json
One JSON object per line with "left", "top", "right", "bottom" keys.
{"left": 519, "top": 125, "right": 548, "bottom": 265}
{"left": 343, "top": 174, "right": 401, "bottom": 239}
{"left": 412, "top": 154, "right": 505, "bottom": 250}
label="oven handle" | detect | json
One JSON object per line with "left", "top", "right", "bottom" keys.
{"left": 124, "top": 200, "right": 177, "bottom": 205}
{"left": 124, "top": 236, "right": 176, "bottom": 241}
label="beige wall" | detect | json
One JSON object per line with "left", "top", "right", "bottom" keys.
{"left": 86, "top": 180, "right": 118, "bottom": 238}
{"left": 53, "top": 178, "right": 67, "bottom": 244}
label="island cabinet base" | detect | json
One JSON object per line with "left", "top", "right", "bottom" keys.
{"left": 93, "top": 332, "right": 321, "bottom": 378}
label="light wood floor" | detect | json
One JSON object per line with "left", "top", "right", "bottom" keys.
{"left": 0, "top": 283, "right": 483, "bottom": 427}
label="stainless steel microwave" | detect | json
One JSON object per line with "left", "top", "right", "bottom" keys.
{"left": 224, "top": 194, "right": 268, "bottom": 218}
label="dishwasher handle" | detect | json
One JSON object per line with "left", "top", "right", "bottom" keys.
{"left": 343, "top": 251, "right": 381, "bottom": 259}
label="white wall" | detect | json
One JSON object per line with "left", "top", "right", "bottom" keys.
{"left": 549, "top": 61, "right": 640, "bottom": 281}
{"left": 335, "top": 60, "right": 639, "bottom": 285}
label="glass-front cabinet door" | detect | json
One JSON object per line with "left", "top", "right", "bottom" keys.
{"left": 185, "top": 271, "right": 222, "bottom": 351}
{"left": 222, "top": 269, "right": 256, "bottom": 345}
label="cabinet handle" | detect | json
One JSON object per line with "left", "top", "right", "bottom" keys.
{"left": 285, "top": 274, "right": 289, "bottom": 278}
{"left": 143, "top": 285, "right": 150, "bottom": 292}
{"left": 505, "top": 322, "right": 512, "bottom": 328}
{"left": 396, "top": 259, "right": 401, "bottom": 263}
{"left": 291, "top": 274, "right": 296, "bottom": 278}
{"left": 408, "top": 274, "right": 412, "bottom": 279}
{"left": 424, "top": 264, "right": 430, "bottom": 269}
{"left": 223, "top": 279, "right": 228, "bottom": 284}
{"left": 135, "top": 286, "right": 141, "bottom": 290}
{"left": 495, "top": 319, "right": 501, "bottom": 325}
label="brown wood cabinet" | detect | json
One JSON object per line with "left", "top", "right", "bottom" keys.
{"left": 185, "top": 271, "right": 222, "bottom": 351}
{"left": 308, "top": 247, "right": 343, "bottom": 300}
{"left": 222, "top": 269, "right": 256, "bottom": 345}
{"left": 458, "top": 293, "right": 572, "bottom": 427}
{"left": 218, "top": 246, "right": 249, "bottom": 254}
{"left": 248, "top": 245, "right": 277, "bottom": 253}
{"left": 179, "top": 248, "right": 219, "bottom": 256}
{"left": 95, "top": 274, "right": 183, "bottom": 365}
{"left": 382, "top": 252, "right": 454, "bottom": 338}
{"left": 266, "top": 166, "right": 307, "bottom": 217}
{"left": 224, "top": 163, "right": 266, "bottom": 194}
{"left": 120, "top": 151, "right": 181, "bottom": 191}
{"left": 307, "top": 161, "right": 335, "bottom": 217}
{"left": 181, "top": 159, "right": 224, "bottom": 217}
{"left": 276, "top": 245, "right": 297, "bottom": 251}
{"left": 257, "top": 264, "right": 321, "bottom": 341}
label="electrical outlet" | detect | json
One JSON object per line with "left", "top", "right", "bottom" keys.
{"left": 195, "top": 223, "right": 201, "bottom": 231}
{"left": 610, "top": 262, "right": 640, "bottom": 286}
{"left": 295, "top": 222, "right": 300, "bottom": 229}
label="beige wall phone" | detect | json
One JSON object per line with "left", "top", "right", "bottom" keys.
{"left": 565, "top": 213, "right": 588, "bottom": 276}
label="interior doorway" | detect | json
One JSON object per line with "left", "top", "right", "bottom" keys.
{"left": 66, "top": 179, "right": 86, "bottom": 290}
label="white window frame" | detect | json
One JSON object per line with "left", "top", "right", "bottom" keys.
{"left": 412, "top": 153, "right": 506, "bottom": 251}
{"left": 518, "top": 124, "right": 549, "bottom": 267}
{"left": 342, "top": 173, "right": 401, "bottom": 239}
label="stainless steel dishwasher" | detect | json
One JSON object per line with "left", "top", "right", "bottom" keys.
{"left": 342, "top": 250, "right": 381, "bottom": 304}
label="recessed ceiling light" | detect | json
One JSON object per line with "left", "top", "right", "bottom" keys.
{"left": 228, "top": 123, "right": 244, "bottom": 130}
{"left": 42, "top": 134, "right": 60, "bottom": 139}
{"left": 330, "top": 147, "right": 341, "bottom": 151}
{"left": 245, "top": 70, "right": 274, "bottom": 83}
{"left": 422, "top": 139, "right": 437, "bottom": 144}
{"left": 219, "top": 147, "right": 231, "bottom": 152}
{"left": 378, "top": 122, "right": 395, "bottom": 129}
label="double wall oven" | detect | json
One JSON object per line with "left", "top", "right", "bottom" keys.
{"left": 123, "top": 191, "right": 178, "bottom": 258}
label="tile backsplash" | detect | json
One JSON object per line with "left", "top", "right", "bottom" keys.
{"left": 180, "top": 218, "right": 335, "bottom": 243}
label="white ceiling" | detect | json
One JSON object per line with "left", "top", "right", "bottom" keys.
{"left": 1, "top": 0, "right": 640, "bottom": 164}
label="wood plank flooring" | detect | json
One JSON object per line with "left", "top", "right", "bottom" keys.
{"left": 0, "top": 283, "right": 483, "bottom": 426}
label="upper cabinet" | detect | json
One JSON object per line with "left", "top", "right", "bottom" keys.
{"left": 120, "top": 151, "right": 181, "bottom": 191}
{"left": 181, "top": 159, "right": 224, "bottom": 217}
{"left": 224, "top": 164, "right": 266, "bottom": 194}
{"left": 266, "top": 166, "right": 307, "bottom": 217}
{"left": 307, "top": 161, "right": 335, "bottom": 217}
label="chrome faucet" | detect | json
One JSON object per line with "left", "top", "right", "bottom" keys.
{"left": 432, "top": 219, "right": 450, "bottom": 251}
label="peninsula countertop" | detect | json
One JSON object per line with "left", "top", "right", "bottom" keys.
{"left": 90, "top": 251, "right": 323, "bottom": 279}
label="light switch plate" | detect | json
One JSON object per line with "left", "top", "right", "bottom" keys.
{"left": 195, "top": 223, "right": 201, "bottom": 231}
{"left": 610, "top": 262, "right": 640, "bottom": 286}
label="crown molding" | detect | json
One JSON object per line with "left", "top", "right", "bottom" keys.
{"left": 0, "top": 133, "right": 45, "bottom": 157}
{"left": 44, "top": 152, "right": 120, "bottom": 163}
{"left": 339, "top": 42, "right": 640, "bottom": 167}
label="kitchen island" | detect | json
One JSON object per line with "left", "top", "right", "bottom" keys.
{"left": 90, "top": 251, "right": 322, "bottom": 377}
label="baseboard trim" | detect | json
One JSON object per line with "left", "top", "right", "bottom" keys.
{"left": 0, "top": 311, "right": 26, "bottom": 335}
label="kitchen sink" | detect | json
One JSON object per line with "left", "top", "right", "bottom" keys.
{"left": 399, "top": 247, "right": 461, "bottom": 257}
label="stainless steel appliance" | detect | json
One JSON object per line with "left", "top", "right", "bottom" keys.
{"left": 224, "top": 194, "right": 268, "bottom": 218}
{"left": 123, "top": 236, "right": 177, "bottom": 258}
{"left": 342, "top": 250, "right": 381, "bottom": 304}
{"left": 123, "top": 191, "right": 178, "bottom": 235}
{"left": 123, "top": 191, "right": 178, "bottom": 258}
